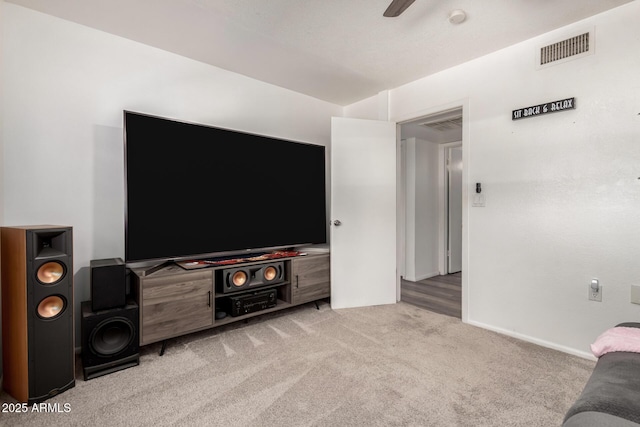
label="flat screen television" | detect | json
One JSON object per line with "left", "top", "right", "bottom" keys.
{"left": 124, "top": 110, "right": 327, "bottom": 266}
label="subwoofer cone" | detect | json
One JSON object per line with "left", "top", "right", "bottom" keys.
{"left": 37, "top": 295, "right": 66, "bottom": 319}
{"left": 90, "top": 317, "right": 135, "bottom": 356}
{"left": 36, "top": 261, "right": 65, "bottom": 284}
{"left": 231, "top": 270, "right": 248, "bottom": 287}
{"left": 263, "top": 266, "right": 277, "bottom": 281}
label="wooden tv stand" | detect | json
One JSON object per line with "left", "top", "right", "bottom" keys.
{"left": 130, "top": 253, "right": 330, "bottom": 347}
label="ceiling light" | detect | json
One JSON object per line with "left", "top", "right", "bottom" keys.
{"left": 448, "top": 9, "right": 466, "bottom": 25}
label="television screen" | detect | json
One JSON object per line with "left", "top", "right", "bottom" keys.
{"left": 124, "top": 111, "right": 327, "bottom": 264}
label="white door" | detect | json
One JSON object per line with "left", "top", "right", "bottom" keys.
{"left": 447, "top": 146, "right": 463, "bottom": 273}
{"left": 330, "top": 117, "right": 397, "bottom": 309}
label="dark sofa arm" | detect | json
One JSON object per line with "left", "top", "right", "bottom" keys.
{"left": 563, "top": 322, "right": 640, "bottom": 426}
{"left": 617, "top": 322, "right": 640, "bottom": 329}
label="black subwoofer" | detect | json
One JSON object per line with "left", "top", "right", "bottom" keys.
{"left": 0, "top": 225, "right": 75, "bottom": 404}
{"left": 218, "top": 261, "right": 285, "bottom": 293}
{"left": 81, "top": 300, "right": 139, "bottom": 380}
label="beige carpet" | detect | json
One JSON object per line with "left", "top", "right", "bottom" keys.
{"left": 1, "top": 301, "right": 594, "bottom": 426}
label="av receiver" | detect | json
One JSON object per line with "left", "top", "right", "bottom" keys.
{"left": 227, "top": 288, "right": 277, "bottom": 317}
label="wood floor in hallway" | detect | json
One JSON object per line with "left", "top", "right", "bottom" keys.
{"left": 401, "top": 272, "right": 461, "bottom": 319}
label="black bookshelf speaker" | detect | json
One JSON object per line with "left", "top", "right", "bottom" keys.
{"left": 0, "top": 225, "right": 75, "bottom": 404}
{"left": 81, "top": 300, "right": 139, "bottom": 380}
{"left": 218, "top": 261, "right": 285, "bottom": 293}
{"left": 90, "top": 258, "right": 126, "bottom": 311}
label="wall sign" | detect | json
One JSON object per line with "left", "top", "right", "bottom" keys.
{"left": 512, "top": 97, "right": 575, "bottom": 120}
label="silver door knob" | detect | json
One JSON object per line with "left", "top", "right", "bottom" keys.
{"left": 333, "top": 220, "right": 342, "bottom": 226}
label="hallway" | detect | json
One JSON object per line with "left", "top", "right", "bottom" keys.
{"left": 401, "top": 272, "right": 461, "bottom": 319}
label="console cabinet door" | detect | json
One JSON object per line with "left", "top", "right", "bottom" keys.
{"left": 140, "top": 270, "right": 213, "bottom": 345}
{"left": 291, "top": 255, "right": 330, "bottom": 305}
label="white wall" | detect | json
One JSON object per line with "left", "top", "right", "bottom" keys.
{"left": 343, "top": 94, "right": 379, "bottom": 120}
{"left": 404, "top": 138, "right": 439, "bottom": 281}
{"left": 387, "top": 2, "right": 640, "bottom": 357}
{"left": 0, "top": 4, "right": 342, "bottom": 350}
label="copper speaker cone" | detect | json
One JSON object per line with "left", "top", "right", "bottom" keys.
{"left": 231, "top": 271, "right": 248, "bottom": 287}
{"left": 37, "top": 295, "right": 66, "bottom": 318}
{"left": 37, "top": 261, "right": 65, "bottom": 284}
{"left": 264, "top": 266, "right": 277, "bottom": 281}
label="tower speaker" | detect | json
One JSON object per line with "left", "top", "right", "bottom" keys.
{"left": 217, "top": 261, "right": 285, "bottom": 294}
{"left": 81, "top": 300, "right": 139, "bottom": 380}
{"left": 0, "top": 225, "right": 75, "bottom": 404}
{"left": 90, "top": 257, "right": 126, "bottom": 311}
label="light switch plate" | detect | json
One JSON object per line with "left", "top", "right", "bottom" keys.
{"left": 472, "top": 194, "right": 486, "bottom": 207}
{"left": 631, "top": 285, "right": 640, "bottom": 305}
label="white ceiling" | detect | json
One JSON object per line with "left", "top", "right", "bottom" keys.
{"left": 6, "top": 0, "right": 634, "bottom": 106}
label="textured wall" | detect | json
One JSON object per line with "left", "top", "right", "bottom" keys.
{"left": 389, "top": 2, "right": 640, "bottom": 356}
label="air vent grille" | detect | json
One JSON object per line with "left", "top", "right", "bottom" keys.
{"left": 540, "top": 32, "right": 590, "bottom": 65}
{"left": 419, "top": 116, "right": 462, "bottom": 132}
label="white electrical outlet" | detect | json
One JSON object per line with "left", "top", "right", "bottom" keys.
{"left": 589, "top": 279, "right": 602, "bottom": 302}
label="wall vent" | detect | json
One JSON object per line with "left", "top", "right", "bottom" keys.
{"left": 537, "top": 29, "right": 594, "bottom": 69}
{"left": 419, "top": 115, "right": 462, "bottom": 132}
{"left": 420, "top": 116, "right": 462, "bottom": 131}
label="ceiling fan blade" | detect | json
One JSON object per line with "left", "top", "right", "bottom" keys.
{"left": 383, "top": 0, "right": 416, "bottom": 17}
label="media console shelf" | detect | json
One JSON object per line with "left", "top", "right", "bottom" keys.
{"left": 130, "top": 253, "right": 329, "bottom": 347}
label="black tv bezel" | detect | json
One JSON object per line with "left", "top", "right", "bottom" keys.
{"left": 123, "top": 110, "right": 327, "bottom": 268}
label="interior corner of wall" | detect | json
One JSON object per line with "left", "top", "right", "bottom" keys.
{"left": 377, "top": 90, "right": 391, "bottom": 121}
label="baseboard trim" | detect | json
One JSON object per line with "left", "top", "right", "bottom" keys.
{"left": 466, "top": 319, "right": 595, "bottom": 361}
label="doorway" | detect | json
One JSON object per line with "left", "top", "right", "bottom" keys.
{"left": 399, "top": 107, "right": 463, "bottom": 318}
